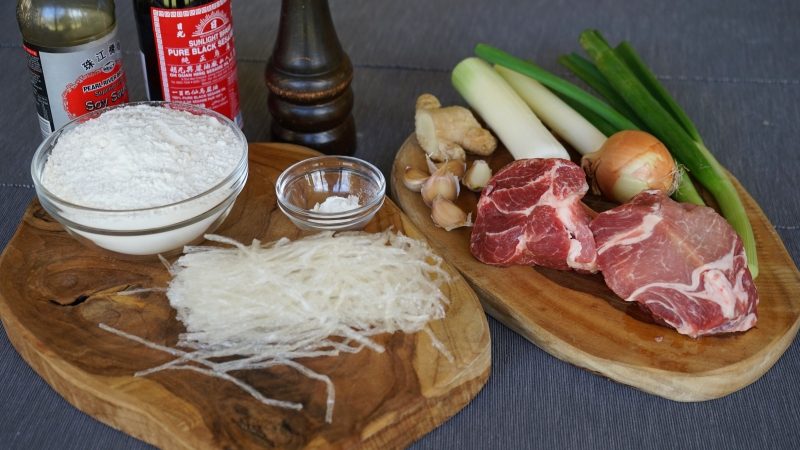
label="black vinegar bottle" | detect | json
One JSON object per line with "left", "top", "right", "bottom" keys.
{"left": 133, "top": 0, "right": 243, "bottom": 127}
{"left": 265, "top": 0, "right": 356, "bottom": 155}
{"left": 17, "top": 0, "right": 129, "bottom": 137}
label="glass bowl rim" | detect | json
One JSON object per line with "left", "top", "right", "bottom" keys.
{"left": 30, "top": 100, "right": 249, "bottom": 214}
{"left": 275, "top": 155, "right": 386, "bottom": 218}
{"left": 38, "top": 174, "right": 247, "bottom": 236}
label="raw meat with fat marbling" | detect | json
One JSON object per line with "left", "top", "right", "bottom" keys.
{"left": 590, "top": 191, "right": 758, "bottom": 337}
{"left": 470, "top": 158, "right": 597, "bottom": 272}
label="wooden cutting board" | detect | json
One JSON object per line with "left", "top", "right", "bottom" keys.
{"left": 391, "top": 134, "right": 800, "bottom": 401}
{"left": 0, "top": 143, "right": 491, "bottom": 450}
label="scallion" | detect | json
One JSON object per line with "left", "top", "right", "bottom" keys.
{"left": 475, "top": 44, "right": 640, "bottom": 132}
{"left": 495, "top": 65, "right": 606, "bottom": 155}
{"left": 558, "top": 53, "right": 645, "bottom": 129}
{"left": 579, "top": 30, "right": 758, "bottom": 277}
{"left": 475, "top": 42, "right": 705, "bottom": 207}
{"left": 613, "top": 42, "right": 702, "bottom": 142}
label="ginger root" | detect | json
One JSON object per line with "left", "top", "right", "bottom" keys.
{"left": 415, "top": 93, "right": 497, "bottom": 161}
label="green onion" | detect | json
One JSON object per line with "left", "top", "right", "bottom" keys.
{"left": 557, "top": 94, "right": 620, "bottom": 137}
{"left": 671, "top": 169, "right": 706, "bottom": 205}
{"left": 559, "top": 51, "right": 704, "bottom": 205}
{"left": 558, "top": 53, "right": 645, "bottom": 129}
{"left": 495, "top": 65, "right": 607, "bottom": 155}
{"left": 614, "top": 42, "right": 702, "bottom": 142}
{"left": 579, "top": 30, "right": 757, "bottom": 277}
{"left": 475, "top": 43, "right": 640, "bottom": 132}
{"left": 475, "top": 42, "right": 705, "bottom": 206}
{"left": 673, "top": 166, "right": 704, "bottom": 204}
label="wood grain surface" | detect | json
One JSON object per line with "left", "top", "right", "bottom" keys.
{"left": 391, "top": 134, "right": 800, "bottom": 401}
{"left": 0, "top": 143, "right": 490, "bottom": 450}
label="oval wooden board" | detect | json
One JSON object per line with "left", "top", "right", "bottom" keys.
{"left": 391, "top": 134, "right": 800, "bottom": 401}
{"left": 0, "top": 143, "right": 491, "bottom": 450}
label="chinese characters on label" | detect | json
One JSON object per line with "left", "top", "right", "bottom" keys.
{"left": 150, "top": 0, "right": 240, "bottom": 123}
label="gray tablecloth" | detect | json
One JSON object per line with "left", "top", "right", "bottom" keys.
{"left": 2, "top": 1, "right": 799, "bottom": 449}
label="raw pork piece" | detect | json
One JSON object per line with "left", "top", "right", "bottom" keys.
{"left": 591, "top": 191, "right": 758, "bottom": 337}
{"left": 470, "top": 158, "right": 597, "bottom": 272}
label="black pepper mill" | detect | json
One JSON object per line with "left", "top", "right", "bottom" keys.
{"left": 265, "top": 0, "right": 356, "bottom": 155}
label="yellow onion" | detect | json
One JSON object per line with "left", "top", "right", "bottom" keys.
{"left": 581, "top": 130, "right": 678, "bottom": 203}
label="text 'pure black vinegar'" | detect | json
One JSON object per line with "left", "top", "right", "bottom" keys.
{"left": 133, "top": 0, "right": 242, "bottom": 127}
{"left": 17, "top": 0, "right": 129, "bottom": 137}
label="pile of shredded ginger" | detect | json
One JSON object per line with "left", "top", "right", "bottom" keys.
{"left": 101, "top": 230, "right": 451, "bottom": 423}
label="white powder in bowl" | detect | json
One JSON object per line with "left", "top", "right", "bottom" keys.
{"left": 41, "top": 104, "right": 243, "bottom": 210}
{"left": 312, "top": 194, "right": 361, "bottom": 213}
{"left": 36, "top": 104, "right": 247, "bottom": 255}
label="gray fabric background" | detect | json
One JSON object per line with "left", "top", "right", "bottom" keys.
{"left": 1, "top": 0, "right": 799, "bottom": 449}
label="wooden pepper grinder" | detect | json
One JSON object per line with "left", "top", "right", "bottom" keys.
{"left": 265, "top": 0, "right": 356, "bottom": 155}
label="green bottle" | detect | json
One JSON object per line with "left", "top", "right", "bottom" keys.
{"left": 17, "top": 0, "right": 129, "bottom": 137}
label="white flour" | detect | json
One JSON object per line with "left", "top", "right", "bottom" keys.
{"left": 312, "top": 194, "right": 361, "bottom": 213}
{"left": 38, "top": 104, "right": 247, "bottom": 255}
{"left": 42, "top": 104, "right": 243, "bottom": 210}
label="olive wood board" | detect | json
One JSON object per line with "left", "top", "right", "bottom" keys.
{"left": 0, "top": 143, "right": 491, "bottom": 450}
{"left": 391, "top": 134, "right": 800, "bottom": 401}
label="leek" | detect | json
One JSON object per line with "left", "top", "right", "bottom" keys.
{"left": 495, "top": 65, "right": 606, "bottom": 156}
{"left": 558, "top": 95, "right": 620, "bottom": 137}
{"left": 475, "top": 43, "right": 705, "bottom": 206}
{"left": 451, "top": 57, "right": 569, "bottom": 160}
{"left": 579, "top": 30, "right": 757, "bottom": 277}
{"left": 475, "top": 43, "right": 640, "bottom": 132}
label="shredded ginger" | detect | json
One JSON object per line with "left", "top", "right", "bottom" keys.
{"left": 101, "top": 230, "right": 451, "bottom": 423}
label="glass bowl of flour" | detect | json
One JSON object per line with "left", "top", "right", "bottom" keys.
{"left": 31, "top": 101, "right": 248, "bottom": 257}
{"left": 276, "top": 156, "right": 385, "bottom": 231}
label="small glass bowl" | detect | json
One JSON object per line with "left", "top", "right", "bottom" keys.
{"left": 30, "top": 101, "right": 248, "bottom": 258}
{"left": 276, "top": 156, "right": 386, "bottom": 231}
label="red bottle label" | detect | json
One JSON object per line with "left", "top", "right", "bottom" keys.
{"left": 62, "top": 59, "right": 127, "bottom": 116}
{"left": 150, "top": 0, "right": 241, "bottom": 124}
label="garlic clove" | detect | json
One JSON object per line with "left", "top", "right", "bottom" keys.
{"left": 421, "top": 160, "right": 461, "bottom": 206}
{"left": 403, "top": 166, "right": 429, "bottom": 192}
{"left": 421, "top": 171, "right": 460, "bottom": 206}
{"left": 431, "top": 197, "right": 473, "bottom": 231}
{"left": 426, "top": 155, "right": 438, "bottom": 175}
{"left": 433, "top": 159, "right": 467, "bottom": 178}
{"left": 462, "top": 159, "right": 492, "bottom": 191}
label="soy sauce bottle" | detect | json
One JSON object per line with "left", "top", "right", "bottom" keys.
{"left": 17, "top": 0, "right": 129, "bottom": 137}
{"left": 133, "top": 0, "right": 243, "bottom": 127}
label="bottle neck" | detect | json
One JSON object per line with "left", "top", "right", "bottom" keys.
{"left": 17, "top": 0, "right": 117, "bottom": 49}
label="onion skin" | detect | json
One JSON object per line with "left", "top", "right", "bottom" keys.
{"left": 582, "top": 130, "right": 677, "bottom": 203}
